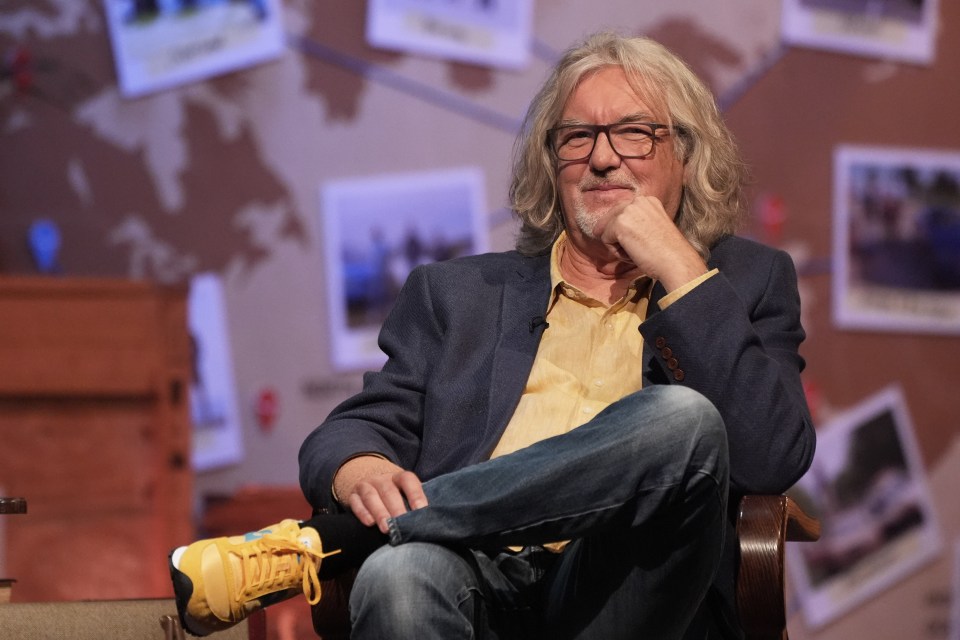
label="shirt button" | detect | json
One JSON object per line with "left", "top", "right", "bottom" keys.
{"left": 582, "top": 407, "right": 592, "bottom": 414}
{"left": 593, "top": 379, "right": 604, "bottom": 387}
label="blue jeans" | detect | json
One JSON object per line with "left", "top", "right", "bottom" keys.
{"left": 348, "top": 385, "right": 729, "bottom": 640}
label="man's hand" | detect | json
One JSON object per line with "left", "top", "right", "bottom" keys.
{"left": 597, "top": 195, "right": 708, "bottom": 292}
{"left": 333, "top": 455, "right": 428, "bottom": 534}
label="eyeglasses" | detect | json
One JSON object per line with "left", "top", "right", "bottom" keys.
{"left": 546, "top": 122, "right": 675, "bottom": 161}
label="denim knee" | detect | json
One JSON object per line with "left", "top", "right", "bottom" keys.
{"left": 349, "top": 542, "right": 484, "bottom": 639}
{"left": 611, "top": 384, "right": 722, "bottom": 433}
{"left": 661, "top": 385, "right": 728, "bottom": 482}
{"left": 606, "top": 385, "right": 728, "bottom": 474}
{"left": 661, "top": 385, "right": 724, "bottom": 438}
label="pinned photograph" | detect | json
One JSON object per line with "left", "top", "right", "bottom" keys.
{"left": 781, "top": 0, "right": 940, "bottom": 65}
{"left": 786, "top": 385, "right": 942, "bottom": 628}
{"left": 366, "top": 0, "right": 534, "bottom": 69}
{"left": 103, "top": 0, "right": 286, "bottom": 98}
{"left": 320, "top": 167, "right": 488, "bottom": 371}
{"left": 188, "top": 272, "right": 244, "bottom": 471}
{"left": 832, "top": 145, "right": 960, "bottom": 334}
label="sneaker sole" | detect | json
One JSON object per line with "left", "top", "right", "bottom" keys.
{"left": 168, "top": 548, "right": 210, "bottom": 637}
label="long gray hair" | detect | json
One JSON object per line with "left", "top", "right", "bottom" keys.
{"left": 510, "top": 32, "right": 747, "bottom": 257}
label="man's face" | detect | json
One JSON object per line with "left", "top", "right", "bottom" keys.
{"left": 555, "top": 66, "right": 686, "bottom": 244}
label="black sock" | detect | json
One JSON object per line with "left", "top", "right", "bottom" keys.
{"left": 300, "top": 513, "right": 388, "bottom": 578}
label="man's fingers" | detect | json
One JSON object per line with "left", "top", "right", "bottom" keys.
{"left": 346, "top": 492, "right": 377, "bottom": 528}
{"left": 394, "top": 470, "right": 429, "bottom": 510}
{"left": 348, "top": 470, "right": 429, "bottom": 534}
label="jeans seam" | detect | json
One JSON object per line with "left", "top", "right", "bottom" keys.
{"left": 387, "top": 518, "right": 402, "bottom": 545}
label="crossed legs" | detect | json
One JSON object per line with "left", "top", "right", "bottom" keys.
{"left": 349, "top": 385, "right": 729, "bottom": 639}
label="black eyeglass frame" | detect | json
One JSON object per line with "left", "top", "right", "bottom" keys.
{"left": 546, "top": 121, "right": 678, "bottom": 161}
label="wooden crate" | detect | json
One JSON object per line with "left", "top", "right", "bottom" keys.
{"left": 0, "top": 276, "right": 193, "bottom": 602}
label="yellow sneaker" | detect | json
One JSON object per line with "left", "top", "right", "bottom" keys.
{"left": 169, "top": 519, "right": 340, "bottom": 636}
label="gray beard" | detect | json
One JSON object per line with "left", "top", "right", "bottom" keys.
{"left": 573, "top": 201, "right": 602, "bottom": 239}
{"left": 571, "top": 172, "right": 641, "bottom": 239}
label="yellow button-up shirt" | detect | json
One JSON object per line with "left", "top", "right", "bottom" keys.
{"left": 490, "top": 233, "right": 715, "bottom": 459}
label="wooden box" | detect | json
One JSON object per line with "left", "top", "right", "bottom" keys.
{"left": 0, "top": 276, "right": 194, "bottom": 602}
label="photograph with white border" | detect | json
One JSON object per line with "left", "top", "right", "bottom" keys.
{"left": 786, "top": 385, "right": 942, "bottom": 629}
{"left": 781, "top": 0, "right": 940, "bottom": 65}
{"left": 320, "top": 167, "right": 488, "bottom": 372}
{"left": 103, "top": 0, "right": 286, "bottom": 98}
{"left": 832, "top": 144, "right": 960, "bottom": 335}
{"left": 366, "top": 0, "right": 533, "bottom": 69}
{"left": 188, "top": 272, "right": 244, "bottom": 471}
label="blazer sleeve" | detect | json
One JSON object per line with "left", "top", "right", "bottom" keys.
{"left": 639, "top": 244, "right": 815, "bottom": 495}
{"left": 298, "top": 265, "right": 441, "bottom": 512}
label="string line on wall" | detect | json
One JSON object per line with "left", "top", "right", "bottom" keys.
{"left": 717, "top": 43, "right": 788, "bottom": 111}
{"left": 287, "top": 33, "right": 524, "bottom": 135}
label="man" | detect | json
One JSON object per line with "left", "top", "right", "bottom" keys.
{"left": 170, "top": 32, "right": 815, "bottom": 639}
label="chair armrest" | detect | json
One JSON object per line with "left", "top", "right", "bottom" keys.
{"left": 736, "top": 495, "right": 821, "bottom": 640}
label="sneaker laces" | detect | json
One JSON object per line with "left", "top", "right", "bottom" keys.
{"left": 236, "top": 533, "right": 341, "bottom": 606}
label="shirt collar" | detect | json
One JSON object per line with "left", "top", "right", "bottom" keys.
{"left": 547, "top": 231, "right": 652, "bottom": 312}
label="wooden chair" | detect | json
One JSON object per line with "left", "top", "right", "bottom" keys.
{"left": 736, "top": 494, "right": 821, "bottom": 640}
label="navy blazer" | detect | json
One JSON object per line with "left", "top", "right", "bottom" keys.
{"left": 299, "top": 234, "right": 816, "bottom": 637}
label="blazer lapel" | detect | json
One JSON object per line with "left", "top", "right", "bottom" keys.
{"left": 485, "top": 255, "right": 552, "bottom": 438}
